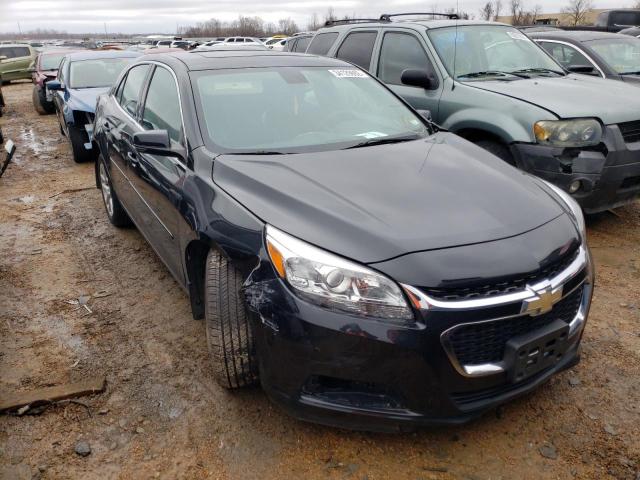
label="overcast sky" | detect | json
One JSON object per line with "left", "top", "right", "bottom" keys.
{"left": 0, "top": 0, "right": 633, "bottom": 34}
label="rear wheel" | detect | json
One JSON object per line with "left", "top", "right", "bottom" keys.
{"left": 98, "top": 156, "right": 131, "bottom": 227}
{"left": 475, "top": 140, "right": 516, "bottom": 167}
{"left": 204, "top": 249, "right": 258, "bottom": 389}
{"left": 68, "top": 124, "right": 97, "bottom": 163}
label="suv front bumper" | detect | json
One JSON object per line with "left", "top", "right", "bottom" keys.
{"left": 512, "top": 124, "right": 640, "bottom": 213}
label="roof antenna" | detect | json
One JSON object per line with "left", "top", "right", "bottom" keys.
{"left": 452, "top": 0, "right": 459, "bottom": 90}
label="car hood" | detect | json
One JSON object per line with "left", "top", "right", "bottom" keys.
{"left": 67, "top": 87, "right": 109, "bottom": 113}
{"left": 465, "top": 74, "right": 640, "bottom": 124}
{"left": 213, "top": 133, "right": 567, "bottom": 264}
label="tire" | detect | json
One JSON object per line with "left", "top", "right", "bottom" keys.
{"left": 97, "top": 155, "right": 131, "bottom": 228}
{"left": 475, "top": 140, "right": 517, "bottom": 167}
{"left": 32, "top": 86, "right": 47, "bottom": 115}
{"left": 204, "top": 249, "right": 258, "bottom": 389}
{"left": 68, "top": 124, "right": 97, "bottom": 163}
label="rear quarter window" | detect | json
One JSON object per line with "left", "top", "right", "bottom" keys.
{"left": 336, "top": 31, "right": 377, "bottom": 69}
{"left": 307, "top": 32, "right": 339, "bottom": 55}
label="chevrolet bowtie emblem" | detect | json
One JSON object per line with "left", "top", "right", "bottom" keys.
{"left": 521, "top": 282, "right": 563, "bottom": 316}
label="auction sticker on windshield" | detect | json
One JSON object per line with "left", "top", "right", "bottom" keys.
{"left": 328, "top": 69, "right": 368, "bottom": 78}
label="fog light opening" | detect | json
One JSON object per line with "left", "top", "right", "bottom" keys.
{"left": 569, "top": 180, "right": 581, "bottom": 194}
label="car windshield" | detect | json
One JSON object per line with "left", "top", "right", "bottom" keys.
{"left": 586, "top": 37, "right": 640, "bottom": 74}
{"left": 193, "top": 67, "right": 429, "bottom": 153}
{"left": 41, "top": 53, "right": 66, "bottom": 71}
{"left": 69, "top": 58, "right": 132, "bottom": 89}
{"left": 428, "top": 25, "right": 564, "bottom": 79}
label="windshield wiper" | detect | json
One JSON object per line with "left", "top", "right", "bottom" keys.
{"left": 223, "top": 150, "right": 287, "bottom": 155}
{"left": 457, "top": 70, "right": 529, "bottom": 79}
{"left": 345, "top": 134, "right": 421, "bottom": 150}
{"left": 510, "top": 67, "right": 565, "bottom": 76}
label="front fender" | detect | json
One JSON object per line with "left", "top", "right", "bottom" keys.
{"left": 443, "top": 108, "right": 534, "bottom": 144}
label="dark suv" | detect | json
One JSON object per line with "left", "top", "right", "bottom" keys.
{"left": 309, "top": 15, "right": 640, "bottom": 213}
{"left": 93, "top": 50, "right": 593, "bottom": 431}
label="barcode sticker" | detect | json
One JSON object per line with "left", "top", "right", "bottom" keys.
{"left": 328, "top": 69, "right": 368, "bottom": 78}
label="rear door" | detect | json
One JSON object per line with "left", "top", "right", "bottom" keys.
{"left": 127, "top": 64, "right": 186, "bottom": 282}
{"left": 0, "top": 47, "right": 21, "bottom": 80}
{"left": 374, "top": 29, "right": 444, "bottom": 119}
{"left": 105, "top": 64, "right": 152, "bottom": 225}
{"left": 334, "top": 29, "right": 380, "bottom": 70}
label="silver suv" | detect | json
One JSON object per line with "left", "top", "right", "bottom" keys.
{"left": 308, "top": 14, "right": 640, "bottom": 213}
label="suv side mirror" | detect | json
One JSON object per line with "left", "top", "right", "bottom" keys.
{"left": 133, "top": 130, "right": 185, "bottom": 160}
{"left": 401, "top": 69, "right": 436, "bottom": 90}
{"left": 46, "top": 80, "right": 64, "bottom": 91}
{"left": 567, "top": 65, "right": 598, "bottom": 75}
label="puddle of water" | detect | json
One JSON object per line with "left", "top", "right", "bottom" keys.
{"left": 19, "top": 126, "right": 57, "bottom": 156}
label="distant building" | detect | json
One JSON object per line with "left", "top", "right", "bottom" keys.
{"left": 496, "top": 8, "right": 608, "bottom": 26}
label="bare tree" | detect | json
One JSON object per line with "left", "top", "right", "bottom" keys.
{"left": 480, "top": 2, "right": 495, "bottom": 20}
{"left": 278, "top": 18, "right": 299, "bottom": 35}
{"left": 562, "top": 0, "right": 593, "bottom": 25}
{"left": 323, "top": 7, "right": 337, "bottom": 24}
{"left": 494, "top": 0, "right": 503, "bottom": 19}
{"left": 307, "top": 12, "right": 321, "bottom": 31}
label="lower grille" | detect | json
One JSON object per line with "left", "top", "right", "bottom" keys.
{"left": 447, "top": 286, "right": 583, "bottom": 366}
{"left": 618, "top": 120, "right": 640, "bottom": 144}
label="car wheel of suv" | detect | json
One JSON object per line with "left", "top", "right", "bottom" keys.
{"left": 68, "top": 124, "right": 97, "bottom": 163}
{"left": 32, "top": 86, "right": 49, "bottom": 115}
{"left": 476, "top": 140, "right": 516, "bottom": 167}
{"left": 204, "top": 249, "right": 258, "bottom": 389}
{"left": 98, "top": 156, "right": 131, "bottom": 227}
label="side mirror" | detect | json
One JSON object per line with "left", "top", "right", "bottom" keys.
{"left": 133, "top": 130, "right": 185, "bottom": 160}
{"left": 401, "top": 69, "right": 436, "bottom": 90}
{"left": 417, "top": 109, "right": 432, "bottom": 121}
{"left": 567, "top": 65, "right": 597, "bottom": 75}
{"left": 46, "top": 80, "right": 64, "bottom": 91}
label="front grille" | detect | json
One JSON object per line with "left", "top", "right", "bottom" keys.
{"left": 422, "top": 248, "right": 578, "bottom": 301}
{"left": 618, "top": 120, "right": 640, "bottom": 144}
{"left": 447, "top": 286, "right": 583, "bottom": 366}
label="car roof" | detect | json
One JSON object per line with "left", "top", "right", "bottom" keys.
{"left": 0, "top": 43, "right": 33, "bottom": 48}
{"left": 63, "top": 50, "right": 142, "bottom": 61}
{"left": 319, "top": 19, "right": 508, "bottom": 32}
{"left": 39, "top": 49, "right": 82, "bottom": 56}
{"left": 139, "top": 50, "right": 351, "bottom": 71}
{"left": 530, "top": 30, "right": 633, "bottom": 42}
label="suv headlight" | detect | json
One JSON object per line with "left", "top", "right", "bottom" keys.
{"left": 265, "top": 226, "right": 414, "bottom": 323}
{"left": 541, "top": 180, "right": 586, "bottom": 239}
{"left": 534, "top": 119, "right": 602, "bottom": 147}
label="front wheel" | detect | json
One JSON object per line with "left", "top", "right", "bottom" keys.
{"left": 68, "top": 124, "right": 97, "bottom": 163}
{"left": 204, "top": 250, "right": 258, "bottom": 389}
{"left": 475, "top": 140, "right": 516, "bottom": 167}
{"left": 98, "top": 156, "right": 131, "bottom": 228}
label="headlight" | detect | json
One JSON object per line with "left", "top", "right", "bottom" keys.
{"left": 541, "top": 180, "right": 586, "bottom": 239}
{"left": 534, "top": 119, "right": 602, "bottom": 147}
{"left": 265, "top": 226, "right": 414, "bottom": 323}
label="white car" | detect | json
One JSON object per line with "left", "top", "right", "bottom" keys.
{"left": 265, "top": 38, "right": 289, "bottom": 51}
{"left": 224, "top": 37, "right": 260, "bottom": 44}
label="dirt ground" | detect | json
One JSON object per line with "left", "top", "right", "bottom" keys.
{"left": 0, "top": 81, "right": 638, "bottom": 480}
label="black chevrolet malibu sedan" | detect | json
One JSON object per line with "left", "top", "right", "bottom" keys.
{"left": 93, "top": 50, "right": 593, "bottom": 431}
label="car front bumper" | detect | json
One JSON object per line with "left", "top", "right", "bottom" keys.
{"left": 512, "top": 124, "right": 640, "bottom": 214}
{"left": 244, "top": 244, "right": 593, "bottom": 432}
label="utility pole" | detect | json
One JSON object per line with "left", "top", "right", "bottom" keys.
{"left": 17, "top": 21, "right": 22, "bottom": 38}
{"left": 104, "top": 22, "right": 108, "bottom": 40}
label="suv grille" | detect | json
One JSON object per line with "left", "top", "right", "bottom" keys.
{"left": 447, "top": 286, "right": 583, "bottom": 366}
{"left": 422, "top": 248, "right": 578, "bottom": 301}
{"left": 618, "top": 120, "right": 640, "bottom": 144}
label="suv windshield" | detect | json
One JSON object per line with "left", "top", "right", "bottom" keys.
{"left": 41, "top": 54, "right": 66, "bottom": 71}
{"left": 428, "top": 25, "right": 564, "bottom": 79}
{"left": 193, "top": 67, "right": 429, "bottom": 153}
{"left": 586, "top": 37, "right": 640, "bottom": 74}
{"left": 69, "top": 58, "right": 132, "bottom": 89}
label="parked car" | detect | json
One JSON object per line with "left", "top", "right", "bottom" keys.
{"left": 267, "top": 38, "right": 289, "bottom": 51}
{"left": 531, "top": 31, "right": 640, "bottom": 85}
{"left": 0, "top": 44, "right": 37, "bottom": 82}
{"left": 223, "top": 37, "right": 261, "bottom": 44}
{"left": 194, "top": 44, "right": 268, "bottom": 52}
{"left": 93, "top": 50, "right": 593, "bottom": 431}
{"left": 619, "top": 26, "right": 640, "bottom": 37}
{"left": 32, "top": 49, "right": 80, "bottom": 114}
{"left": 283, "top": 34, "right": 313, "bottom": 52}
{"left": 560, "top": 9, "right": 640, "bottom": 33}
{"left": 47, "top": 50, "right": 141, "bottom": 163}
{"left": 311, "top": 15, "right": 640, "bottom": 213}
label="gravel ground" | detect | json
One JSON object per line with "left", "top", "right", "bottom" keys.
{"left": 1, "top": 81, "right": 639, "bottom": 480}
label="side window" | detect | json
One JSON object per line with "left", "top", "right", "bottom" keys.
{"left": 14, "top": 47, "right": 31, "bottom": 58}
{"left": 58, "top": 59, "right": 66, "bottom": 84}
{"left": 114, "top": 74, "right": 126, "bottom": 102}
{"left": 295, "top": 37, "right": 311, "bottom": 52}
{"left": 336, "top": 31, "right": 377, "bottom": 69}
{"left": 378, "top": 32, "right": 435, "bottom": 86}
{"left": 538, "top": 42, "right": 593, "bottom": 70}
{"left": 142, "top": 67, "right": 182, "bottom": 145}
{"left": 119, "top": 64, "right": 150, "bottom": 117}
{"left": 307, "top": 32, "right": 339, "bottom": 55}
{"left": 0, "top": 47, "right": 15, "bottom": 59}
